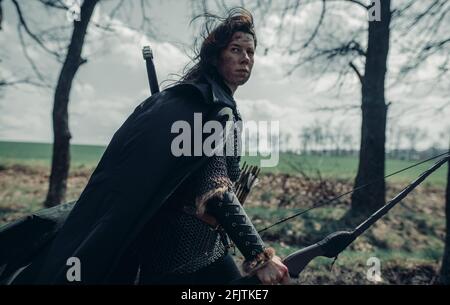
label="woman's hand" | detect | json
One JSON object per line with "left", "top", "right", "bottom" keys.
{"left": 255, "top": 255, "right": 290, "bottom": 285}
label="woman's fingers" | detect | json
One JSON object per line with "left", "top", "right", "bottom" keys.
{"left": 254, "top": 254, "right": 291, "bottom": 285}
{"left": 261, "top": 275, "right": 272, "bottom": 285}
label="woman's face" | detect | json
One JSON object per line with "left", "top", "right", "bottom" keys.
{"left": 217, "top": 31, "right": 255, "bottom": 94}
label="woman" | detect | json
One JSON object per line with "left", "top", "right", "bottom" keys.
{"left": 136, "top": 8, "right": 289, "bottom": 285}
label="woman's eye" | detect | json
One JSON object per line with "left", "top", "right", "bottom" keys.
{"left": 231, "top": 48, "right": 240, "bottom": 53}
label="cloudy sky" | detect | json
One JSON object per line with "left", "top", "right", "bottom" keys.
{"left": 0, "top": 0, "right": 448, "bottom": 150}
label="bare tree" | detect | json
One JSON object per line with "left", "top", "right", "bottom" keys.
{"left": 439, "top": 143, "right": 450, "bottom": 284}
{"left": 404, "top": 126, "right": 427, "bottom": 160}
{"left": 278, "top": 131, "right": 293, "bottom": 152}
{"left": 342, "top": 133, "right": 355, "bottom": 156}
{"left": 322, "top": 123, "right": 332, "bottom": 155}
{"left": 386, "top": 119, "right": 397, "bottom": 158}
{"left": 393, "top": 125, "right": 406, "bottom": 159}
{"left": 211, "top": 0, "right": 449, "bottom": 215}
{"left": 299, "top": 127, "right": 312, "bottom": 154}
{"left": 5, "top": 0, "right": 156, "bottom": 206}
{"left": 278, "top": 131, "right": 285, "bottom": 152}
{"left": 311, "top": 120, "right": 324, "bottom": 154}
{"left": 284, "top": 132, "right": 292, "bottom": 152}
{"left": 44, "top": 0, "right": 100, "bottom": 207}
{"left": 348, "top": 0, "right": 391, "bottom": 215}
{"left": 332, "top": 121, "right": 351, "bottom": 157}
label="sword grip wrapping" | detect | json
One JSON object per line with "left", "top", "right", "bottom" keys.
{"left": 142, "top": 46, "right": 159, "bottom": 95}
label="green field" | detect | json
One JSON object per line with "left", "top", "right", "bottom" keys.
{"left": 242, "top": 153, "right": 447, "bottom": 186}
{"left": 0, "top": 141, "right": 106, "bottom": 167}
{"left": 0, "top": 140, "right": 447, "bottom": 186}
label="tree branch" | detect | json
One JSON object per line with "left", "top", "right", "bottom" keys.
{"left": 424, "top": 37, "right": 450, "bottom": 51}
{"left": 301, "top": 0, "right": 326, "bottom": 49}
{"left": 17, "top": 23, "right": 53, "bottom": 89}
{"left": 408, "top": 0, "right": 441, "bottom": 30}
{"left": 11, "top": 0, "right": 63, "bottom": 60}
{"left": 294, "top": 40, "right": 365, "bottom": 68}
{"left": 0, "top": 0, "right": 3, "bottom": 30}
{"left": 37, "top": 0, "right": 69, "bottom": 11}
{"left": 0, "top": 77, "right": 50, "bottom": 88}
{"left": 108, "top": 0, "right": 125, "bottom": 20}
{"left": 345, "top": 0, "right": 368, "bottom": 10}
{"left": 349, "top": 61, "right": 364, "bottom": 85}
{"left": 325, "top": 0, "right": 368, "bottom": 10}
{"left": 348, "top": 40, "right": 367, "bottom": 57}
{"left": 391, "top": 0, "right": 416, "bottom": 19}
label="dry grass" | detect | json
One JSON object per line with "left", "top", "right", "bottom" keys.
{"left": 0, "top": 163, "right": 447, "bottom": 284}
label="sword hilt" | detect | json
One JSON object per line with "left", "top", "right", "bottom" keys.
{"left": 142, "top": 45, "right": 159, "bottom": 95}
{"left": 142, "top": 46, "right": 153, "bottom": 60}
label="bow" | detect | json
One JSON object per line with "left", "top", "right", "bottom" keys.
{"left": 233, "top": 152, "right": 449, "bottom": 284}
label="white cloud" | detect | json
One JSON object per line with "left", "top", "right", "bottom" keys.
{"left": 0, "top": 0, "right": 447, "bottom": 150}
{"left": 238, "top": 98, "right": 305, "bottom": 134}
{"left": 70, "top": 95, "right": 137, "bottom": 145}
{"left": 0, "top": 86, "right": 52, "bottom": 143}
{"left": 88, "top": 20, "right": 190, "bottom": 87}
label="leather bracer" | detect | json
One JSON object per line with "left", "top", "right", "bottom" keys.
{"left": 206, "top": 191, "right": 268, "bottom": 262}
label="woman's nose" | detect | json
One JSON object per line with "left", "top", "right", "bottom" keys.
{"left": 241, "top": 52, "right": 250, "bottom": 64}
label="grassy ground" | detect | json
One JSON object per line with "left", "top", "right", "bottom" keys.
{"left": 234, "top": 172, "right": 446, "bottom": 284}
{"left": 1, "top": 141, "right": 447, "bottom": 185}
{"left": 0, "top": 140, "right": 448, "bottom": 284}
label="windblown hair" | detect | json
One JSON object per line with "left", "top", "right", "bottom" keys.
{"left": 180, "top": 7, "right": 257, "bottom": 83}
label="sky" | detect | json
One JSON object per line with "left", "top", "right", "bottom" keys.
{"left": 0, "top": 0, "right": 448, "bottom": 151}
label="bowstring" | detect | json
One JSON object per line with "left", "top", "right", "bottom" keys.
{"left": 257, "top": 151, "right": 450, "bottom": 234}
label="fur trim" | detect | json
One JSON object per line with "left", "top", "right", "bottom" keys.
{"left": 195, "top": 175, "right": 232, "bottom": 215}
{"left": 242, "top": 247, "right": 276, "bottom": 275}
{"left": 195, "top": 186, "right": 229, "bottom": 216}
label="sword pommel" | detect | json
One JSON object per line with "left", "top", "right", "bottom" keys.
{"left": 142, "top": 46, "right": 153, "bottom": 60}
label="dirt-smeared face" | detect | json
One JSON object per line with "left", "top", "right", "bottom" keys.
{"left": 217, "top": 31, "right": 255, "bottom": 95}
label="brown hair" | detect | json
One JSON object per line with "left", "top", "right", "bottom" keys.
{"left": 181, "top": 7, "right": 257, "bottom": 82}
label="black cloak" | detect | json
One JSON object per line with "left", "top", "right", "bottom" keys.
{"left": 0, "top": 78, "right": 239, "bottom": 284}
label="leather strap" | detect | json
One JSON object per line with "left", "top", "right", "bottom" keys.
{"left": 205, "top": 191, "right": 265, "bottom": 260}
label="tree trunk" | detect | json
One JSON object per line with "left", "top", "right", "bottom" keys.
{"left": 439, "top": 147, "right": 450, "bottom": 284}
{"left": 350, "top": 1, "right": 391, "bottom": 215}
{"left": 44, "top": 0, "right": 98, "bottom": 207}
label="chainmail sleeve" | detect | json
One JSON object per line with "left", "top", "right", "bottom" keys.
{"left": 194, "top": 155, "right": 234, "bottom": 216}
{"left": 193, "top": 115, "right": 241, "bottom": 215}
{"left": 192, "top": 154, "right": 275, "bottom": 275}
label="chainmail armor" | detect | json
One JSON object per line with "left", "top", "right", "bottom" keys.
{"left": 137, "top": 115, "right": 242, "bottom": 279}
